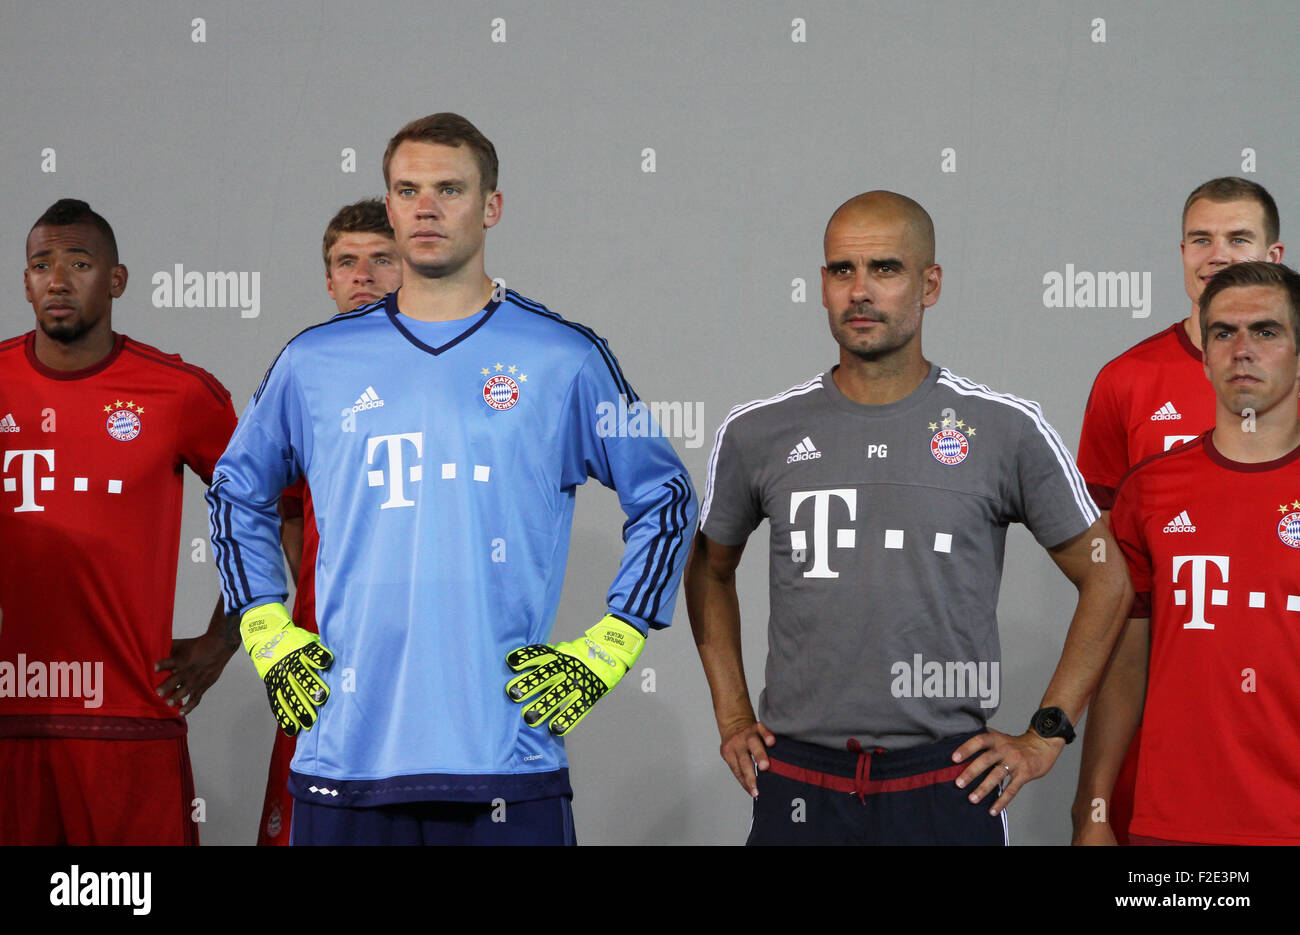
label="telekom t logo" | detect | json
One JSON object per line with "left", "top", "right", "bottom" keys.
{"left": 3, "top": 449, "right": 54, "bottom": 512}
{"left": 366, "top": 432, "right": 423, "bottom": 509}
{"left": 789, "top": 488, "right": 857, "bottom": 578}
{"left": 1172, "top": 554, "right": 1229, "bottom": 630}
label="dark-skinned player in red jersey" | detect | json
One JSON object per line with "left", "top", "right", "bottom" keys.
{"left": 0, "top": 199, "right": 239, "bottom": 844}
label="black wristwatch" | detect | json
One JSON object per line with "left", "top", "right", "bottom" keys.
{"left": 1029, "top": 706, "right": 1076, "bottom": 744}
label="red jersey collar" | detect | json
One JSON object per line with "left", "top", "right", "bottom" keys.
{"left": 24, "top": 330, "right": 126, "bottom": 380}
{"left": 1173, "top": 320, "right": 1203, "bottom": 363}
{"left": 1204, "top": 430, "right": 1300, "bottom": 472}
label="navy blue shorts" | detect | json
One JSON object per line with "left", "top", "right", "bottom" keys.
{"left": 748, "top": 734, "right": 1008, "bottom": 845}
{"left": 290, "top": 795, "right": 576, "bottom": 846}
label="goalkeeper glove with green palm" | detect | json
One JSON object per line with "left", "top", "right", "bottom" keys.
{"left": 505, "top": 615, "right": 645, "bottom": 736}
{"left": 240, "top": 602, "right": 334, "bottom": 737}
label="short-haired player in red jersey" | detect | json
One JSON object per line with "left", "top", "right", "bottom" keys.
{"left": 1073, "top": 178, "right": 1288, "bottom": 844}
{"left": 1074, "top": 261, "right": 1300, "bottom": 845}
{"left": 255, "top": 198, "right": 400, "bottom": 845}
{"left": 0, "top": 199, "right": 239, "bottom": 844}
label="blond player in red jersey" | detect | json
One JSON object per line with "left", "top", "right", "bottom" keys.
{"left": 0, "top": 199, "right": 238, "bottom": 844}
{"left": 1079, "top": 178, "right": 1285, "bottom": 508}
{"left": 1074, "top": 260, "right": 1300, "bottom": 845}
{"left": 1073, "top": 178, "right": 1287, "bottom": 843}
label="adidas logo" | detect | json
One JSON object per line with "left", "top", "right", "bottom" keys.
{"left": 1150, "top": 401, "right": 1182, "bottom": 421}
{"left": 787, "top": 436, "right": 822, "bottom": 464}
{"left": 351, "top": 386, "right": 385, "bottom": 413}
{"left": 0, "top": 414, "right": 18, "bottom": 433}
{"left": 1162, "top": 510, "right": 1197, "bottom": 533}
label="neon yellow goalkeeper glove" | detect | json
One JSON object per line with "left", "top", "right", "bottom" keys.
{"left": 240, "top": 602, "right": 333, "bottom": 737}
{"left": 505, "top": 615, "right": 645, "bottom": 736}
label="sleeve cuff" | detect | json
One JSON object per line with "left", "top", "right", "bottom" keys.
{"left": 606, "top": 610, "right": 653, "bottom": 635}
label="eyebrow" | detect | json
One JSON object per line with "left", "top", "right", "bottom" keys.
{"left": 1186, "top": 227, "right": 1258, "bottom": 239}
{"left": 1206, "top": 318, "right": 1287, "bottom": 332}
{"left": 333, "top": 248, "right": 395, "bottom": 261}
{"left": 826, "top": 257, "right": 906, "bottom": 270}
{"left": 28, "top": 247, "right": 94, "bottom": 260}
{"left": 392, "top": 177, "right": 468, "bottom": 189}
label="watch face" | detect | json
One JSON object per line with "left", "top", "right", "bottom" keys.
{"left": 1038, "top": 711, "right": 1060, "bottom": 733}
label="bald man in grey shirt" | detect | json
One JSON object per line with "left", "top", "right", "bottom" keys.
{"left": 686, "top": 192, "right": 1132, "bottom": 845}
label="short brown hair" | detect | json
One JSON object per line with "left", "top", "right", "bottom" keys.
{"left": 321, "top": 199, "right": 393, "bottom": 272}
{"left": 382, "top": 113, "right": 498, "bottom": 194}
{"left": 1182, "top": 177, "right": 1280, "bottom": 245}
{"left": 1198, "top": 261, "right": 1300, "bottom": 352}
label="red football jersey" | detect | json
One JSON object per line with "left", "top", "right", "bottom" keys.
{"left": 277, "top": 477, "right": 319, "bottom": 634}
{"left": 0, "top": 332, "right": 236, "bottom": 737}
{"left": 1078, "top": 323, "right": 1212, "bottom": 510}
{"left": 1111, "top": 433, "right": 1300, "bottom": 845}
{"left": 258, "top": 478, "right": 319, "bottom": 845}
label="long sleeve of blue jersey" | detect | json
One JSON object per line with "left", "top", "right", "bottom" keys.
{"left": 207, "top": 345, "right": 307, "bottom": 615}
{"left": 558, "top": 344, "right": 697, "bottom": 633}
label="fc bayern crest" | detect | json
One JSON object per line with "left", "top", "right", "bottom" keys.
{"left": 1279, "top": 511, "right": 1300, "bottom": 549}
{"left": 930, "top": 429, "right": 969, "bottom": 465}
{"left": 266, "top": 804, "right": 282, "bottom": 838}
{"left": 483, "top": 374, "right": 520, "bottom": 411}
{"left": 106, "top": 408, "right": 142, "bottom": 441}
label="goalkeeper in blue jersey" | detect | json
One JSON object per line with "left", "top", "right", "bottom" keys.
{"left": 208, "top": 113, "right": 696, "bottom": 845}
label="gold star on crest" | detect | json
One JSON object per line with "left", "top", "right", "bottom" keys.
{"left": 520, "top": 374, "right": 528, "bottom": 382}
{"left": 955, "top": 419, "right": 965, "bottom": 428}
{"left": 135, "top": 407, "right": 144, "bottom": 415}
{"left": 481, "top": 367, "right": 490, "bottom": 376}
{"left": 967, "top": 426, "right": 976, "bottom": 436}
{"left": 114, "top": 399, "right": 123, "bottom": 408}
{"left": 928, "top": 422, "right": 938, "bottom": 432}
{"left": 103, "top": 404, "right": 112, "bottom": 413}
{"left": 1280, "top": 504, "right": 1291, "bottom": 514}
{"left": 507, "top": 365, "right": 517, "bottom": 374}
{"left": 494, "top": 363, "right": 504, "bottom": 372}
{"left": 1293, "top": 499, "right": 1300, "bottom": 510}
{"left": 941, "top": 417, "right": 953, "bottom": 428}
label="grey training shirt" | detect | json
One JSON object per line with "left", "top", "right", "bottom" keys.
{"left": 700, "top": 364, "right": 1098, "bottom": 751}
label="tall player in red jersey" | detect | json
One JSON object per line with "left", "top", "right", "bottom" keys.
{"left": 1073, "top": 178, "right": 1287, "bottom": 843}
{"left": 1075, "top": 260, "right": 1300, "bottom": 845}
{"left": 0, "top": 200, "right": 239, "bottom": 845}
{"left": 255, "top": 199, "right": 401, "bottom": 845}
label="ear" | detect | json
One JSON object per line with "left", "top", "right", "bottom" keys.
{"left": 1267, "top": 241, "right": 1284, "bottom": 263}
{"left": 110, "top": 264, "right": 128, "bottom": 299}
{"left": 23, "top": 268, "right": 34, "bottom": 306}
{"left": 483, "top": 190, "right": 503, "bottom": 230}
{"left": 326, "top": 272, "right": 338, "bottom": 302}
{"left": 921, "top": 264, "right": 943, "bottom": 308}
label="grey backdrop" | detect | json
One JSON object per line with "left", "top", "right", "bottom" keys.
{"left": 3, "top": 0, "right": 1296, "bottom": 845}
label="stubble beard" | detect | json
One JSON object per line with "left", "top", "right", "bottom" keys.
{"left": 39, "top": 315, "right": 93, "bottom": 345}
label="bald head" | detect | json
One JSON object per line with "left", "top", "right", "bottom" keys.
{"left": 825, "top": 191, "right": 935, "bottom": 266}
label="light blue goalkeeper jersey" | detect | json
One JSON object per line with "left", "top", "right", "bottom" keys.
{"left": 208, "top": 289, "right": 696, "bottom": 806}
